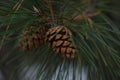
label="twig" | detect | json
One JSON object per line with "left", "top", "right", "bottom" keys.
{"left": 73, "top": 0, "right": 100, "bottom": 24}
{"left": 33, "top": 6, "right": 42, "bottom": 16}
{"left": 85, "top": 0, "right": 99, "bottom": 13}
{"left": 44, "top": 0, "right": 55, "bottom": 23}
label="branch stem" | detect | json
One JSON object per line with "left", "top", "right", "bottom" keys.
{"left": 45, "top": 0, "right": 55, "bottom": 23}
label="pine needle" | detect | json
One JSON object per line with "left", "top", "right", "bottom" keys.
{"left": 0, "top": 0, "right": 24, "bottom": 50}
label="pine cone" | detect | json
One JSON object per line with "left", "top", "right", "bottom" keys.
{"left": 46, "top": 26, "right": 76, "bottom": 58}
{"left": 19, "top": 26, "right": 49, "bottom": 51}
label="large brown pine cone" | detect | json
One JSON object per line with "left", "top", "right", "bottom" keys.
{"left": 46, "top": 26, "right": 76, "bottom": 58}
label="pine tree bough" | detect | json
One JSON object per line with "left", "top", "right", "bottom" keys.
{"left": 46, "top": 26, "right": 76, "bottom": 58}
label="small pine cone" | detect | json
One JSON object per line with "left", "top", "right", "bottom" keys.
{"left": 46, "top": 26, "right": 76, "bottom": 58}
{"left": 19, "top": 26, "right": 49, "bottom": 51}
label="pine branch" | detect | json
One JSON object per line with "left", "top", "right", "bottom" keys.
{"left": 0, "top": 0, "right": 120, "bottom": 80}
